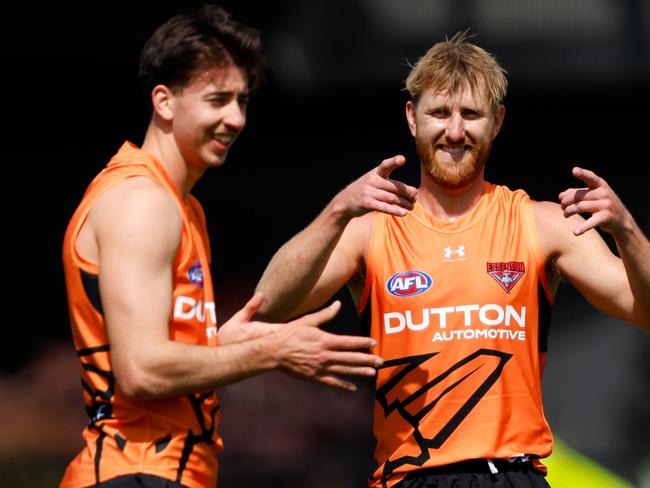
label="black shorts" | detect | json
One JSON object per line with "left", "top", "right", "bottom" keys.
{"left": 394, "top": 459, "right": 551, "bottom": 488}
{"left": 94, "top": 473, "right": 186, "bottom": 488}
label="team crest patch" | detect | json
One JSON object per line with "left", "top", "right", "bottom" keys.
{"left": 386, "top": 270, "right": 432, "bottom": 297}
{"left": 188, "top": 261, "right": 204, "bottom": 288}
{"left": 487, "top": 262, "right": 525, "bottom": 293}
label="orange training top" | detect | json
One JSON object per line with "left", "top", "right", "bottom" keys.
{"left": 359, "top": 184, "right": 554, "bottom": 488}
{"left": 61, "top": 142, "right": 222, "bottom": 488}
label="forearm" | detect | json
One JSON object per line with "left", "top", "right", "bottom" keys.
{"left": 615, "top": 216, "right": 650, "bottom": 329}
{"left": 256, "top": 201, "right": 349, "bottom": 320}
{"left": 115, "top": 335, "right": 280, "bottom": 399}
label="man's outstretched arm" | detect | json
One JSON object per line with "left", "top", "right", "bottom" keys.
{"left": 91, "top": 178, "right": 382, "bottom": 399}
{"left": 536, "top": 167, "right": 650, "bottom": 330}
{"left": 256, "top": 155, "right": 417, "bottom": 321}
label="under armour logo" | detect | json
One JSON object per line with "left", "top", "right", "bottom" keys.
{"left": 444, "top": 245, "right": 465, "bottom": 259}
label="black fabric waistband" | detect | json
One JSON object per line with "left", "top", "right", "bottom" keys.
{"left": 404, "top": 458, "right": 536, "bottom": 477}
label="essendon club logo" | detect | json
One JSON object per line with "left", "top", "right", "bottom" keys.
{"left": 487, "top": 261, "right": 525, "bottom": 293}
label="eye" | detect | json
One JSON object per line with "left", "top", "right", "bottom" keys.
{"left": 428, "top": 108, "right": 449, "bottom": 118}
{"left": 461, "top": 109, "right": 481, "bottom": 120}
{"left": 207, "top": 95, "right": 230, "bottom": 106}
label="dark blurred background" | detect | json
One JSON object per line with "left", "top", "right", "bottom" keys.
{"left": 2, "top": 1, "right": 649, "bottom": 486}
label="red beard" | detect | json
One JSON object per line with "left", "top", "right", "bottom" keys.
{"left": 416, "top": 136, "right": 493, "bottom": 189}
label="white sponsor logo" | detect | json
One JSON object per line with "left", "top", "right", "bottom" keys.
{"left": 383, "top": 304, "right": 526, "bottom": 342}
{"left": 174, "top": 296, "right": 218, "bottom": 337}
{"left": 444, "top": 245, "right": 465, "bottom": 260}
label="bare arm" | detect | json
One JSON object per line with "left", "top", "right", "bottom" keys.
{"left": 536, "top": 167, "right": 650, "bottom": 330}
{"left": 256, "top": 155, "right": 418, "bottom": 321}
{"left": 89, "top": 179, "right": 382, "bottom": 399}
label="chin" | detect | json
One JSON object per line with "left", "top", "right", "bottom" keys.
{"left": 424, "top": 160, "right": 482, "bottom": 189}
{"left": 202, "top": 150, "right": 229, "bottom": 168}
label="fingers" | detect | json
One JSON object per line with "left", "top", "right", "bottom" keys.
{"left": 323, "top": 332, "right": 378, "bottom": 352}
{"left": 373, "top": 177, "right": 418, "bottom": 205}
{"left": 313, "top": 374, "right": 358, "bottom": 392}
{"left": 572, "top": 214, "right": 607, "bottom": 236}
{"left": 373, "top": 157, "right": 418, "bottom": 201}
{"left": 558, "top": 167, "right": 625, "bottom": 235}
{"left": 291, "top": 300, "right": 342, "bottom": 328}
{"left": 558, "top": 188, "right": 591, "bottom": 209}
{"left": 324, "top": 365, "right": 378, "bottom": 377}
{"left": 572, "top": 166, "right": 603, "bottom": 189}
{"left": 559, "top": 167, "right": 608, "bottom": 204}
{"left": 375, "top": 155, "right": 406, "bottom": 179}
{"left": 230, "top": 292, "right": 265, "bottom": 323}
{"left": 357, "top": 176, "right": 417, "bottom": 217}
{"left": 391, "top": 179, "right": 419, "bottom": 202}
{"left": 322, "top": 350, "right": 383, "bottom": 367}
{"left": 366, "top": 190, "right": 415, "bottom": 217}
{"left": 561, "top": 199, "right": 603, "bottom": 218}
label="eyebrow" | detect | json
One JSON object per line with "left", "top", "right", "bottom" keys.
{"left": 204, "top": 89, "right": 250, "bottom": 98}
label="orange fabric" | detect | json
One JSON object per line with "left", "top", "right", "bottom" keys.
{"left": 61, "top": 142, "right": 222, "bottom": 488}
{"left": 360, "top": 184, "right": 554, "bottom": 487}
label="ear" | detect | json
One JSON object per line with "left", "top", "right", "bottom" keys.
{"left": 151, "top": 85, "right": 175, "bottom": 122}
{"left": 405, "top": 100, "right": 417, "bottom": 137}
{"left": 491, "top": 104, "right": 505, "bottom": 139}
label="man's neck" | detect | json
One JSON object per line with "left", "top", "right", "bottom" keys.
{"left": 140, "top": 121, "right": 204, "bottom": 200}
{"left": 417, "top": 170, "right": 487, "bottom": 221}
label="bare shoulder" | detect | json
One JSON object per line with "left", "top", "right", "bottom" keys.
{"left": 533, "top": 200, "right": 586, "bottom": 258}
{"left": 346, "top": 213, "right": 374, "bottom": 239}
{"left": 341, "top": 212, "right": 374, "bottom": 261}
{"left": 89, "top": 177, "right": 182, "bottom": 255}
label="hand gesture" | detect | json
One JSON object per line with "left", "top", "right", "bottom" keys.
{"left": 219, "top": 295, "right": 382, "bottom": 391}
{"left": 333, "top": 155, "right": 418, "bottom": 219}
{"left": 273, "top": 300, "right": 382, "bottom": 391}
{"left": 218, "top": 293, "right": 282, "bottom": 344}
{"left": 559, "top": 167, "right": 629, "bottom": 236}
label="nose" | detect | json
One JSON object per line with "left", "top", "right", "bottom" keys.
{"left": 224, "top": 100, "right": 246, "bottom": 131}
{"left": 445, "top": 112, "right": 464, "bottom": 142}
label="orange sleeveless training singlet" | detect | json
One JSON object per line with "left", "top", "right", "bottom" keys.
{"left": 359, "top": 184, "right": 554, "bottom": 488}
{"left": 61, "top": 142, "right": 222, "bottom": 488}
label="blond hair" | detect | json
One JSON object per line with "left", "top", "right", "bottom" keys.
{"left": 405, "top": 31, "right": 507, "bottom": 113}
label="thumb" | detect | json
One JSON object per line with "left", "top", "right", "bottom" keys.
{"left": 231, "top": 292, "right": 265, "bottom": 324}
{"left": 292, "top": 300, "right": 341, "bottom": 328}
{"left": 375, "top": 155, "right": 406, "bottom": 179}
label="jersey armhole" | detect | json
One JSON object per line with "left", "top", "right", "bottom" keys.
{"left": 357, "top": 212, "right": 382, "bottom": 314}
{"left": 522, "top": 199, "right": 554, "bottom": 305}
{"left": 186, "top": 196, "right": 211, "bottom": 263}
{"left": 70, "top": 175, "right": 189, "bottom": 275}
{"left": 69, "top": 201, "right": 100, "bottom": 275}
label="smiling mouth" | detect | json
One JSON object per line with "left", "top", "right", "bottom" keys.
{"left": 213, "top": 133, "right": 236, "bottom": 146}
{"left": 440, "top": 145, "right": 467, "bottom": 154}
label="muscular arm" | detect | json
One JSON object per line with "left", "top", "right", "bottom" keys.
{"left": 536, "top": 167, "right": 650, "bottom": 330}
{"left": 256, "top": 156, "right": 417, "bottom": 321}
{"left": 88, "top": 179, "right": 381, "bottom": 399}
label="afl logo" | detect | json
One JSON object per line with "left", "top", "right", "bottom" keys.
{"left": 188, "top": 261, "right": 204, "bottom": 288}
{"left": 386, "top": 270, "right": 432, "bottom": 297}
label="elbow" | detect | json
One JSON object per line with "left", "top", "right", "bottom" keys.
{"left": 114, "top": 363, "right": 164, "bottom": 400}
{"left": 253, "top": 288, "right": 287, "bottom": 322}
{"left": 257, "top": 306, "right": 292, "bottom": 323}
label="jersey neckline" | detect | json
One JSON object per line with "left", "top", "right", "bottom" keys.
{"left": 408, "top": 183, "right": 500, "bottom": 234}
